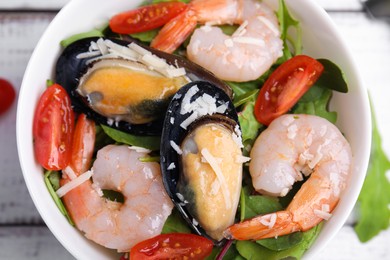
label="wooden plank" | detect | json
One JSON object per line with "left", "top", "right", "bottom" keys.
{"left": 0, "top": 226, "right": 74, "bottom": 259}
{"left": 318, "top": 226, "right": 390, "bottom": 259}
{"left": 0, "top": 5, "right": 389, "bottom": 260}
{"left": 0, "top": 225, "right": 388, "bottom": 259}
{"left": 0, "top": 0, "right": 68, "bottom": 10}
{"left": 315, "top": 0, "right": 363, "bottom": 11}
{"left": 0, "top": 0, "right": 363, "bottom": 12}
{"left": 328, "top": 12, "right": 390, "bottom": 157}
{"left": 0, "top": 13, "right": 54, "bottom": 224}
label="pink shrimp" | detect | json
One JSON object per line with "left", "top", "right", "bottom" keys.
{"left": 224, "top": 114, "right": 352, "bottom": 240}
{"left": 60, "top": 145, "right": 173, "bottom": 252}
{"left": 151, "top": 0, "right": 283, "bottom": 82}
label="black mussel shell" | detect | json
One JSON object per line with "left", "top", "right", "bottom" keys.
{"left": 56, "top": 37, "right": 232, "bottom": 136}
{"left": 160, "top": 81, "right": 239, "bottom": 245}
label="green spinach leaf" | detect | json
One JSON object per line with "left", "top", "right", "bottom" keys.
{"left": 44, "top": 170, "right": 74, "bottom": 225}
{"left": 101, "top": 125, "right": 161, "bottom": 150}
{"left": 317, "top": 59, "right": 348, "bottom": 93}
{"left": 354, "top": 101, "right": 390, "bottom": 242}
{"left": 60, "top": 29, "right": 106, "bottom": 48}
{"left": 162, "top": 208, "right": 192, "bottom": 234}
{"left": 276, "top": 0, "right": 302, "bottom": 64}
{"left": 293, "top": 86, "right": 337, "bottom": 124}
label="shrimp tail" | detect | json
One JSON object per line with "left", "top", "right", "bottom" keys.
{"left": 223, "top": 211, "right": 301, "bottom": 240}
{"left": 151, "top": 8, "right": 197, "bottom": 53}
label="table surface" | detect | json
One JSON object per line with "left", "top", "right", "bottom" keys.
{"left": 1, "top": 0, "right": 390, "bottom": 259}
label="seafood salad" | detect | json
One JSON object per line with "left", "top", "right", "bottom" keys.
{"left": 32, "top": 0, "right": 352, "bottom": 259}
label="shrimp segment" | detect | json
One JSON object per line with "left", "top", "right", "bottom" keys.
{"left": 61, "top": 145, "right": 173, "bottom": 252}
{"left": 224, "top": 114, "right": 352, "bottom": 240}
{"left": 150, "top": 9, "right": 197, "bottom": 54}
{"left": 151, "top": 0, "right": 283, "bottom": 82}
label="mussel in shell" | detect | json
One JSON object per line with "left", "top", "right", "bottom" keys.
{"left": 56, "top": 37, "right": 232, "bottom": 135}
{"left": 160, "top": 81, "right": 245, "bottom": 244}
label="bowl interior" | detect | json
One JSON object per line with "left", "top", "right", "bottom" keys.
{"left": 17, "top": 0, "right": 371, "bottom": 259}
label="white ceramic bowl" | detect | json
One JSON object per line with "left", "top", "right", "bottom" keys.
{"left": 17, "top": 0, "right": 371, "bottom": 259}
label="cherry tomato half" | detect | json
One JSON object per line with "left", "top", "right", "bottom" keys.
{"left": 254, "top": 55, "right": 324, "bottom": 125}
{"left": 33, "top": 84, "right": 75, "bottom": 171}
{"left": 68, "top": 113, "right": 95, "bottom": 175}
{"left": 130, "top": 233, "right": 214, "bottom": 260}
{"left": 109, "top": 2, "right": 188, "bottom": 34}
{"left": 0, "top": 78, "right": 16, "bottom": 115}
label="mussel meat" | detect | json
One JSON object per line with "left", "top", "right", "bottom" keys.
{"left": 56, "top": 37, "right": 232, "bottom": 135}
{"left": 161, "top": 81, "right": 246, "bottom": 244}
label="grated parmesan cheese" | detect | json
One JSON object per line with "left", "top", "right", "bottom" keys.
{"left": 170, "top": 140, "right": 183, "bottom": 155}
{"left": 63, "top": 166, "right": 77, "bottom": 180}
{"left": 233, "top": 37, "right": 265, "bottom": 46}
{"left": 128, "top": 145, "right": 151, "bottom": 154}
{"left": 56, "top": 170, "right": 93, "bottom": 198}
{"left": 314, "top": 209, "right": 332, "bottom": 220}
{"left": 257, "top": 16, "right": 280, "bottom": 36}
{"left": 201, "top": 148, "right": 231, "bottom": 209}
{"left": 167, "top": 163, "right": 176, "bottom": 170}
{"left": 259, "top": 213, "right": 277, "bottom": 229}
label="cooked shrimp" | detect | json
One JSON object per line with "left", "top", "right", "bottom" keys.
{"left": 61, "top": 145, "right": 173, "bottom": 252}
{"left": 224, "top": 114, "right": 352, "bottom": 240}
{"left": 151, "top": 0, "right": 283, "bottom": 82}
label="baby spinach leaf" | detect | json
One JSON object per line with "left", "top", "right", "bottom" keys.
{"left": 101, "top": 125, "right": 161, "bottom": 150}
{"left": 44, "top": 170, "right": 74, "bottom": 225}
{"left": 240, "top": 186, "right": 283, "bottom": 220}
{"left": 236, "top": 223, "right": 322, "bottom": 259}
{"left": 206, "top": 242, "right": 245, "bottom": 260}
{"left": 256, "top": 232, "right": 303, "bottom": 251}
{"left": 293, "top": 86, "right": 337, "bottom": 124}
{"left": 130, "top": 29, "right": 159, "bottom": 43}
{"left": 162, "top": 208, "right": 192, "bottom": 234}
{"left": 354, "top": 101, "right": 390, "bottom": 242}
{"left": 238, "top": 101, "right": 263, "bottom": 148}
{"left": 316, "top": 59, "right": 348, "bottom": 93}
{"left": 234, "top": 90, "right": 259, "bottom": 108}
{"left": 60, "top": 29, "right": 105, "bottom": 48}
{"left": 276, "top": 0, "right": 302, "bottom": 63}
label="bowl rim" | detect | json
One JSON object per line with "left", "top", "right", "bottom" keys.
{"left": 16, "top": 0, "right": 372, "bottom": 259}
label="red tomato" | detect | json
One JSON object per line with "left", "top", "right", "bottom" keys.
{"left": 254, "top": 55, "right": 324, "bottom": 125}
{"left": 130, "top": 233, "right": 214, "bottom": 260}
{"left": 68, "top": 114, "right": 95, "bottom": 175}
{"left": 0, "top": 78, "right": 16, "bottom": 115}
{"left": 33, "top": 84, "right": 75, "bottom": 171}
{"left": 109, "top": 2, "right": 188, "bottom": 34}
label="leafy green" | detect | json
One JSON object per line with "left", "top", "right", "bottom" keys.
{"left": 354, "top": 101, "right": 390, "bottom": 242}
{"left": 236, "top": 224, "right": 322, "bottom": 260}
{"left": 44, "top": 171, "right": 74, "bottom": 225}
{"left": 60, "top": 29, "right": 105, "bottom": 48}
{"left": 256, "top": 232, "right": 303, "bottom": 251}
{"left": 101, "top": 125, "right": 161, "bottom": 150}
{"left": 293, "top": 86, "right": 337, "bottom": 124}
{"left": 240, "top": 186, "right": 283, "bottom": 220}
{"left": 276, "top": 0, "right": 302, "bottom": 63}
{"left": 130, "top": 29, "right": 159, "bottom": 43}
{"left": 238, "top": 102, "right": 263, "bottom": 149}
{"left": 206, "top": 242, "right": 245, "bottom": 260}
{"left": 316, "top": 59, "right": 348, "bottom": 93}
{"left": 162, "top": 208, "right": 192, "bottom": 234}
{"left": 102, "top": 189, "right": 124, "bottom": 203}
{"left": 234, "top": 90, "right": 259, "bottom": 108}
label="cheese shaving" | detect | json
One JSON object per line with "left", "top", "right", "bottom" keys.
{"left": 56, "top": 170, "right": 93, "bottom": 198}
{"left": 314, "top": 209, "right": 332, "bottom": 220}
{"left": 201, "top": 148, "right": 231, "bottom": 209}
{"left": 170, "top": 140, "right": 183, "bottom": 155}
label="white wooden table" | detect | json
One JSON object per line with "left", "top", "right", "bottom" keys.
{"left": 1, "top": 0, "right": 389, "bottom": 259}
